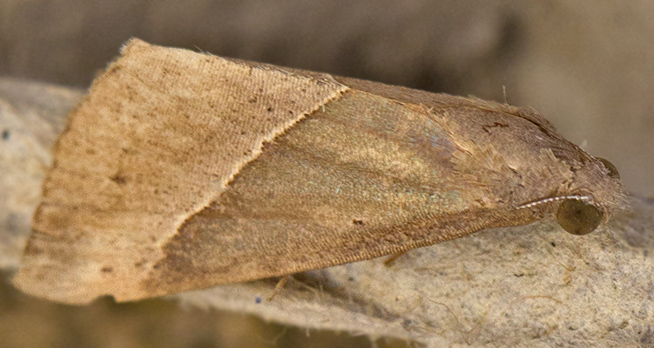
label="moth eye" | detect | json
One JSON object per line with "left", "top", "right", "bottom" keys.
{"left": 598, "top": 157, "right": 620, "bottom": 179}
{"left": 556, "top": 199, "right": 603, "bottom": 235}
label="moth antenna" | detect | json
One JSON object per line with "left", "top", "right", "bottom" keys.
{"left": 516, "top": 195, "right": 592, "bottom": 210}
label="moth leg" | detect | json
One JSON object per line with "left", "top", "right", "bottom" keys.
{"left": 267, "top": 275, "right": 291, "bottom": 301}
{"left": 384, "top": 252, "right": 407, "bottom": 266}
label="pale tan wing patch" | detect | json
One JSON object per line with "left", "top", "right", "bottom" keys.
{"left": 13, "top": 39, "right": 348, "bottom": 304}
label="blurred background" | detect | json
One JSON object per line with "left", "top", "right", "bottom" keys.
{"left": 1, "top": 1, "right": 652, "bottom": 347}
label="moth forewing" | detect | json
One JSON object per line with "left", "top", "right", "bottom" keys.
{"left": 13, "top": 39, "right": 627, "bottom": 304}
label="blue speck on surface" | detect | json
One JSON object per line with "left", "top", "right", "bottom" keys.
{"left": 2, "top": 129, "right": 9, "bottom": 140}
{"left": 255, "top": 297, "right": 262, "bottom": 304}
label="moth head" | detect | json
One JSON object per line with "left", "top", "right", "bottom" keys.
{"left": 518, "top": 156, "right": 626, "bottom": 236}
{"left": 556, "top": 156, "right": 626, "bottom": 235}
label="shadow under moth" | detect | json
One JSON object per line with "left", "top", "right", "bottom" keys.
{"left": 13, "top": 39, "right": 627, "bottom": 304}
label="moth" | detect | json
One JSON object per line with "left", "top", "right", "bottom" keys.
{"left": 13, "top": 39, "right": 627, "bottom": 304}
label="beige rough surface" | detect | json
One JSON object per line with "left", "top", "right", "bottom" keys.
{"left": 1, "top": 76, "right": 653, "bottom": 347}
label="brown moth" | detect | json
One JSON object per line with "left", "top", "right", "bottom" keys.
{"left": 13, "top": 39, "right": 627, "bottom": 304}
